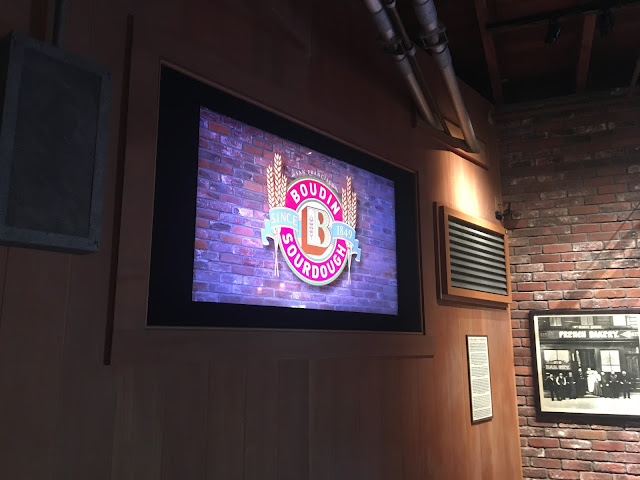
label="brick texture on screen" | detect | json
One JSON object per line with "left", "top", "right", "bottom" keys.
{"left": 498, "top": 96, "right": 640, "bottom": 480}
{"left": 193, "top": 106, "right": 398, "bottom": 314}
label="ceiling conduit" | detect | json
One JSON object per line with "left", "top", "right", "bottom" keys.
{"left": 363, "top": 0, "right": 442, "bottom": 130}
{"left": 413, "top": 0, "right": 480, "bottom": 153}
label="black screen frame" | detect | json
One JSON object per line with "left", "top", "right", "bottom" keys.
{"left": 147, "top": 66, "right": 424, "bottom": 332}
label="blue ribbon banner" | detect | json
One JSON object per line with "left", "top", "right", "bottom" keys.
{"left": 261, "top": 207, "right": 300, "bottom": 245}
{"left": 331, "top": 221, "right": 361, "bottom": 261}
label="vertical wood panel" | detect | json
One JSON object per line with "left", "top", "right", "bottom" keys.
{"left": 206, "top": 362, "right": 246, "bottom": 480}
{"left": 379, "top": 359, "right": 404, "bottom": 480}
{"left": 416, "top": 356, "right": 435, "bottom": 480}
{"left": 52, "top": 0, "right": 124, "bottom": 477}
{"left": 244, "top": 359, "right": 279, "bottom": 480}
{"left": 0, "top": 249, "right": 70, "bottom": 480}
{"left": 332, "top": 359, "right": 361, "bottom": 479}
{"left": 160, "top": 363, "right": 208, "bottom": 480}
{"left": 397, "top": 358, "right": 420, "bottom": 480}
{"left": 308, "top": 359, "right": 334, "bottom": 480}
{"left": 111, "top": 365, "right": 164, "bottom": 480}
{"left": 358, "top": 358, "right": 383, "bottom": 480}
{"left": 277, "top": 359, "right": 309, "bottom": 480}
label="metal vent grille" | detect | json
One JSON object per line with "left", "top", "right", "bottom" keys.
{"left": 448, "top": 217, "right": 508, "bottom": 296}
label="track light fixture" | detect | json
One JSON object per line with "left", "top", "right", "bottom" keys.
{"left": 544, "top": 18, "right": 562, "bottom": 45}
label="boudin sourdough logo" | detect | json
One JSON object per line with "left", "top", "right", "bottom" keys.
{"left": 261, "top": 154, "right": 361, "bottom": 286}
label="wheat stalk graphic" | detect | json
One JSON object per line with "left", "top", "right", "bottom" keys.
{"left": 341, "top": 176, "right": 357, "bottom": 284}
{"left": 266, "top": 153, "right": 288, "bottom": 276}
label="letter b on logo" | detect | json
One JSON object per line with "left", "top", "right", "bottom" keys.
{"left": 302, "top": 205, "right": 331, "bottom": 256}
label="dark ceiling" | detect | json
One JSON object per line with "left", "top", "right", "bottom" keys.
{"left": 400, "top": 0, "right": 640, "bottom": 104}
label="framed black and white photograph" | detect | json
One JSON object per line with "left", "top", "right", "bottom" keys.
{"left": 531, "top": 309, "right": 640, "bottom": 419}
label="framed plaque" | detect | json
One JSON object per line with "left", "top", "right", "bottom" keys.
{"left": 466, "top": 335, "right": 493, "bottom": 424}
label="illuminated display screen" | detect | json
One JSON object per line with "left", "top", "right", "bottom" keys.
{"left": 192, "top": 107, "right": 398, "bottom": 315}
{"left": 147, "top": 67, "right": 422, "bottom": 331}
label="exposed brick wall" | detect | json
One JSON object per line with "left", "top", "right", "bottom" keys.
{"left": 498, "top": 96, "right": 640, "bottom": 480}
{"left": 194, "top": 106, "right": 398, "bottom": 314}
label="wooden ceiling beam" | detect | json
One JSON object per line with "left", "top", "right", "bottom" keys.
{"left": 576, "top": 14, "right": 596, "bottom": 92}
{"left": 474, "top": 0, "right": 503, "bottom": 104}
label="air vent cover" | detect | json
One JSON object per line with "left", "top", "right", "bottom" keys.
{"left": 437, "top": 204, "right": 511, "bottom": 307}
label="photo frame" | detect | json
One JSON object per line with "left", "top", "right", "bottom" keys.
{"left": 531, "top": 309, "right": 640, "bottom": 419}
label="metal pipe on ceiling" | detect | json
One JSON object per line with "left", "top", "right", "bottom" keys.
{"left": 384, "top": 0, "right": 449, "bottom": 133}
{"left": 413, "top": 0, "right": 480, "bottom": 153}
{"left": 363, "top": 0, "right": 441, "bottom": 130}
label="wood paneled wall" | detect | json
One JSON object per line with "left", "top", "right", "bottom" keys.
{"left": 0, "top": 0, "right": 522, "bottom": 479}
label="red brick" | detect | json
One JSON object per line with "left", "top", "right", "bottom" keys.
{"left": 546, "top": 448, "right": 578, "bottom": 459}
{"left": 546, "top": 263, "right": 575, "bottom": 271}
{"left": 546, "top": 428, "right": 576, "bottom": 438}
{"left": 242, "top": 143, "right": 262, "bottom": 155}
{"left": 512, "top": 292, "right": 534, "bottom": 301}
{"left": 592, "top": 270, "right": 624, "bottom": 279}
{"left": 231, "top": 225, "right": 254, "bottom": 236}
{"left": 602, "top": 221, "right": 632, "bottom": 231}
{"left": 579, "top": 474, "right": 614, "bottom": 480}
{"left": 586, "top": 214, "right": 619, "bottom": 223}
{"left": 523, "top": 467, "right": 550, "bottom": 478}
{"left": 535, "top": 291, "right": 564, "bottom": 300}
{"left": 549, "top": 300, "right": 581, "bottom": 309}
{"left": 575, "top": 430, "right": 608, "bottom": 440}
{"left": 628, "top": 464, "right": 640, "bottom": 474}
{"left": 565, "top": 290, "right": 594, "bottom": 299}
{"left": 594, "top": 289, "right": 626, "bottom": 298}
{"left": 609, "top": 278, "right": 639, "bottom": 288}
{"left": 529, "top": 437, "right": 560, "bottom": 448}
{"left": 534, "top": 272, "right": 564, "bottom": 281}
{"left": 544, "top": 243, "right": 573, "bottom": 253}
{"left": 562, "top": 252, "right": 593, "bottom": 262}
{"left": 580, "top": 299, "right": 612, "bottom": 308}
{"left": 519, "top": 282, "right": 546, "bottom": 291}
{"left": 593, "top": 441, "right": 626, "bottom": 452}
{"left": 531, "top": 235, "right": 559, "bottom": 245}
{"left": 562, "top": 459, "right": 592, "bottom": 470}
{"left": 576, "top": 280, "right": 608, "bottom": 289}
{"left": 588, "top": 231, "right": 619, "bottom": 241}
{"left": 531, "top": 457, "right": 562, "bottom": 468}
{"left": 549, "top": 471, "right": 580, "bottom": 479}
{"left": 570, "top": 205, "right": 599, "bottom": 215}
{"left": 585, "top": 194, "right": 617, "bottom": 204}
{"left": 532, "top": 253, "right": 562, "bottom": 263}
{"left": 609, "top": 452, "right": 640, "bottom": 463}
{"left": 577, "top": 451, "right": 610, "bottom": 461}
{"left": 594, "top": 463, "right": 627, "bottom": 474}
{"left": 612, "top": 298, "right": 640, "bottom": 307}
{"left": 561, "top": 439, "right": 593, "bottom": 449}
{"left": 599, "top": 184, "right": 628, "bottom": 194}
{"left": 208, "top": 122, "right": 231, "bottom": 135}
{"left": 573, "top": 224, "right": 601, "bottom": 233}
{"left": 548, "top": 281, "right": 577, "bottom": 290}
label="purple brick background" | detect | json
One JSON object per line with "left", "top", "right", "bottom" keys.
{"left": 193, "top": 106, "right": 398, "bottom": 315}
